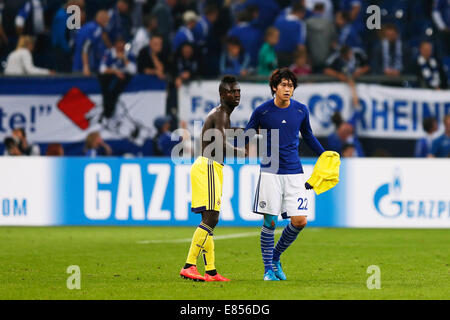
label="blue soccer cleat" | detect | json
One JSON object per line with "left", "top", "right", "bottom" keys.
{"left": 263, "top": 269, "right": 280, "bottom": 281}
{"left": 272, "top": 260, "right": 287, "bottom": 280}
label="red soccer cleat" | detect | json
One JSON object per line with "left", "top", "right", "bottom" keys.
{"left": 204, "top": 273, "right": 230, "bottom": 282}
{"left": 180, "top": 266, "right": 205, "bottom": 282}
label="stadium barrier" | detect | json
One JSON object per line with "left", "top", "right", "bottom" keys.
{"left": 1, "top": 157, "right": 449, "bottom": 228}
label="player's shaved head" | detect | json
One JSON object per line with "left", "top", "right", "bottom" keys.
{"left": 219, "top": 75, "right": 238, "bottom": 94}
{"left": 219, "top": 75, "right": 240, "bottom": 108}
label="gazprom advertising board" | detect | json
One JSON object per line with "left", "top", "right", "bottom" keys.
{"left": 0, "top": 158, "right": 449, "bottom": 228}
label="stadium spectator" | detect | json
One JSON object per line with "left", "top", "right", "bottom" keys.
{"left": 15, "top": 0, "right": 46, "bottom": 37}
{"left": 227, "top": 7, "right": 263, "bottom": 69}
{"left": 239, "top": 0, "right": 280, "bottom": 31}
{"left": 172, "top": 42, "right": 199, "bottom": 88}
{"left": 131, "top": 0, "right": 146, "bottom": 33}
{"left": 338, "top": 0, "right": 364, "bottom": 34}
{"left": 11, "top": 128, "right": 40, "bottom": 156}
{"left": 153, "top": 115, "right": 181, "bottom": 157}
{"left": 172, "top": 10, "right": 198, "bottom": 53}
{"left": 335, "top": 10, "right": 362, "bottom": 49}
{"left": 327, "top": 119, "right": 364, "bottom": 157}
{"left": 305, "top": 0, "right": 334, "bottom": 20}
{"left": 323, "top": 45, "right": 367, "bottom": 108}
{"left": 137, "top": 32, "right": 166, "bottom": 80}
{"left": 257, "top": 26, "right": 279, "bottom": 77}
{"left": 430, "top": 114, "right": 450, "bottom": 158}
{"left": 324, "top": 45, "right": 370, "bottom": 82}
{"left": 432, "top": 0, "right": 450, "bottom": 56}
{"left": 131, "top": 14, "right": 158, "bottom": 57}
{"left": 45, "top": 143, "right": 64, "bottom": 156}
{"left": 0, "top": 0, "right": 8, "bottom": 52}
{"left": 193, "top": 2, "right": 219, "bottom": 46}
{"left": 289, "top": 48, "right": 311, "bottom": 76}
{"left": 220, "top": 36, "right": 250, "bottom": 76}
{"left": 415, "top": 41, "right": 448, "bottom": 90}
{"left": 279, "top": 0, "right": 312, "bottom": 19}
{"left": 4, "top": 35, "right": 54, "bottom": 75}
{"left": 99, "top": 37, "right": 137, "bottom": 121}
{"left": 72, "top": 9, "right": 110, "bottom": 76}
{"left": 341, "top": 143, "right": 356, "bottom": 158}
{"left": 414, "top": 117, "right": 438, "bottom": 158}
{"left": 274, "top": 2, "right": 307, "bottom": 68}
{"left": 51, "top": 0, "right": 86, "bottom": 73}
{"left": 171, "top": 0, "right": 198, "bottom": 30}
{"left": 194, "top": 2, "right": 221, "bottom": 77}
{"left": 371, "top": 24, "right": 409, "bottom": 76}
{"left": 84, "top": 131, "right": 112, "bottom": 157}
{"left": 3, "top": 137, "right": 22, "bottom": 156}
{"left": 151, "top": 0, "right": 176, "bottom": 52}
{"left": 106, "top": 0, "right": 132, "bottom": 44}
{"left": 305, "top": 2, "right": 337, "bottom": 72}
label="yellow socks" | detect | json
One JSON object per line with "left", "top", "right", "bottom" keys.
{"left": 186, "top": 222, "right": 215, "bottom": 269}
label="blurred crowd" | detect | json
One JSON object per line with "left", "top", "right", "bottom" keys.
{"left": 1, "top": 0, "right": 450, "bottom": 158}
{"left": 0, "top": 0, "right": 448, "bottom": 89}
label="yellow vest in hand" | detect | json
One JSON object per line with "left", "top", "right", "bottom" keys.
{"left": 306, "top": 151, "right": 341, "bottom": 195}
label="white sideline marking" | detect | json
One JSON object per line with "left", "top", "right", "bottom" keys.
{"left": 137, "top": 230, "right": 282, "bottom": 244}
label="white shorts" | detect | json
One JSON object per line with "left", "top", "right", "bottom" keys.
{"left": 253, "top": 171, "right": 314, "bottom": 219}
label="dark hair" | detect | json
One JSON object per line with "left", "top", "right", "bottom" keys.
{"left": 226, "top": 35, "right": 242, "bottom": 48}
{"left": 269, "top": 68, "right": 298, "bottom": 96}
{"left": 339, "top": 10, "right": 351, "bottom": 23}
{"left": 246, "top": 4, "right": 259, "bottom": 16}
{"left": 150, "top": 31, "right": 163, "bottom": 39}
{"left": 292, "top": 2, "right": 306, "bottom": 13}
{"left": 331, "top": 112, "right": 344, "bottom": 128}
{"left": 340, "top": 45, "right": 352, "bottom": 57}
{"left": 219, "top": 75, "right": 238, "bottom": 93}
{"left": 225, "top": 36, "right": 245, "bottom": 57}
{"left": 341, "top": 143, "right": 355, "bottom": 152}
{"left": 4, "top": 137, "right": 17, "bottom": 150}
{"left": 143, "top": 14, "right": 157, "bottom": 28}
{"left": 236, "top": 9, "right": 252, "bottom": 23}
{"left": 422, "top": 117, "right": 436, "bottom": 133}
{"left": 313, "top": 3, "right": 325, "bottom": 12}
{"left": 204, "top": 2, "right": 219, "bottom": 15}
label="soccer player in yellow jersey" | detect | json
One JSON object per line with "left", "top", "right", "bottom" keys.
{"left": 180, "top": 75, "right": 246, "bottom": 282}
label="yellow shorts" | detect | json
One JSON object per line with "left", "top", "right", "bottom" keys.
{"left": 191, "top": 156, "right": 223, "bottom": 213}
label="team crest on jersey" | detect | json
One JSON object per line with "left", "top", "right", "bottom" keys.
{"left": 259, "top": 201, "right": 266, "bottom": 208}
{"left": 217, "top": 199, "right": 221, "bottom": 206}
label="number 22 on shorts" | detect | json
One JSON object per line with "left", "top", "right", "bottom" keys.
{"left": 297, "top": 197, "right": 308, "bottom": 210}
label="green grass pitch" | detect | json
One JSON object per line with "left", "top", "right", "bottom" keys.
{"left": 0, "top": 226, "right": 448, "bottom": 300}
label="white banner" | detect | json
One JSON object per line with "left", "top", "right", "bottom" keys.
{"left": 0, "top": 76, "right": 167, "bottom": 144}
{"left": 179, "top": 81, "right": 450, "bottom": 139}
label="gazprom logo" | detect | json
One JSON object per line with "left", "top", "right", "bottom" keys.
{"left": 308, "top": 94, "right": 343, "bottom": 128}
{"left": 373, "top": 169, "right": 450, "bottom": 219}
{"left": 373, "top": 170, "right": 403, "bottom": 218}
